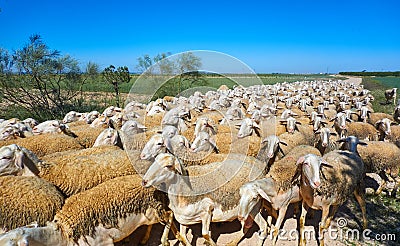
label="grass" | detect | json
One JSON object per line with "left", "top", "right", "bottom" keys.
{"left": 362, "top": 77, "right": 399, "bottom": 114}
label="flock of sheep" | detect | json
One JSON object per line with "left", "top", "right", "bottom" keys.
{"left": 0, "top": 80, "right": 399, "bottom": 246}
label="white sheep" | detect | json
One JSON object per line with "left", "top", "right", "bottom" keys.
{"left": 0, "top": 175, "right": 181, "bottom": 246}
{"left": 296, "top": 152, "right": 367, "bottom": 246}
{"left": 142, "top": 153, "right": 268, "bottom": 246}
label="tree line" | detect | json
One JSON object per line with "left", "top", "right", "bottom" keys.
{"left": 0, "top": 35, "right": 203, "bottom": 121}
{"left": 339, "top": 71, "right": 400, "bottom": 77}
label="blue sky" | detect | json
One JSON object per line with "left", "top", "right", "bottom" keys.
{"left": 1, "top": 0, "right": 399, "bottom": 73}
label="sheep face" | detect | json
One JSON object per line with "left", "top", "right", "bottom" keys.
{"left": 297, "top": 154, "right": 328, "bottom": 189}
{"left": 190, "top": 132, "right": 216, "bottom": 153}
{"left": 142, "top": 153, "right": 182, "bottom": 188}
{"left": 0, "top": 126, "right": 19, "bottom": 141}
{"left": 376, "top": 118, "right": 393, "bottom": 137}
{"left": 161, "top": 125, "right": 178, "bottom": 139}
{"left": 32, "top": 120, "right": 61, "bottom": 135}
{"left": 93, "top": 128, "right": 120, "bottom": 147}
{"left": 121, "top": 120, "right": 147, "bottom": 135}
{"left": 316, "top": 128, "right": 336, "bottom": 148}
{"left": 63, "top": 111, "right": 81, "bottom": 123}
{"left": 194, "top": 117, "right": 216, "bottom": 138}
{"left": 140, "top": 134, "right": 172, "bottom": 160}
{"left": 260, "top": 135, "right": 285, "bottom": 159}
{"left": 337, "top": 136, "right": 367, "bottom": 153}
{"left": 237, "top": 118, "right": 260, "bottom": 138}
{"left": 0, "top": 144, "right": 38, "bottom": 176}
{"left": 237, "top": 181, "right": 268, "bottom": 229}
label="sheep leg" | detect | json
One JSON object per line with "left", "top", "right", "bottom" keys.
{"left": 299, "top": 202, "right": 308, "bottom": 246}
{"left": 318, "top": 205, "right": 330, "bottom": 246}
{"left": 254, "top": 213, "right": 268, "bottom": 246}
{"left": 201, "top": 213, "right": 216, "bottom": 246}
{"left": 160, "top": 212, "right": 188, "bottom": 246}
{"left": 376, "top": 171, "right": 389, "bottom": 195}
{"left": 272, "top": 205, "right": 289, "bottom": 246}
{"left": 179, "top": 225, "right": 191, "bottom": 246}
{"left": 353, "top": 189, "right": 368, "bottom": 230}
{"left": 139, "top": 225, "right": 153, "bottom": 245}
{"left": 325, "top": 205, "right": 338, "bottom": 228}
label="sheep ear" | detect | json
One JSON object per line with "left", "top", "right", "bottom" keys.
{"left": 358, "top": 141, "right": 368, "bottom": 146}
{"left": 279, "top": 141, "right": 288, "bottom": 146}
{"left": 346, "top": 118, "right": 353, "bottom": 122}
{"left": 336, "top": 138, "right": 346, "bottom": 143}
{"left": 14, "top": 148, "right": 25, "bottom": 169}
{"left": 209, "top": 138, "right": 219, "bottom": 153}
{"left": 138, "top": 123, "right": 147, "bottom": 130}
{"left": 108, "top": 119, "right": 116, "bottom": 129}
{"left": 391, "top": 122, "right": 397, "bottom": 125}
{"left": 15, "top": 148, "right": 40, "bottom": 176}
{"left": 330, "top": 132, "right": 337, "bottom": 136}
{"left": 296, "top": 156, "right": 306, "bottom": 166}
{"left": 254, "top": 126, "right": 262, "bottom": 137}
{"left": 329, "top": 117, "right": 337, "bottom": 122}
{"left": 257, "top": 188, "right": 272, "bottom": 203}
{"left": 163, "top": 137, "right": 174, "bottom": 153}
{"left": 321, "top": 159, "right": 333, "bottom": 168}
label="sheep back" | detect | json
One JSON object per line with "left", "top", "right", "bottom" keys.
{"left": 69, "top": 124, "right": 104, "bottom": 148}
{"left": 55, "top": 175, "right": 168, "bottom": 242}
{"left": 358, "top": 141, "right": 400, "bottom": 175}
{"left": 40, "top": 146, "right": 136, "bottom": 196}
{"left": 0, "top": 176, "right": 64, "bottom": 230}
{"left": 0, "top": 134, "right": 83, "bottom": 157}
{"left": 267, "top": 145, "right": 321, "bottom": 192}
{"left": 320, "top": 151, "right": 364, "bottom": 204}
{"left": 346, "top": 122, "right": 379, "bottom": 141}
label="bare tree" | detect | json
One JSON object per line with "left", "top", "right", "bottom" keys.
{"left": 0, "top": 35, "right": 86, "bottom": 120}
{"left": 102, "top": 65, "right": 130, "bottom": 107}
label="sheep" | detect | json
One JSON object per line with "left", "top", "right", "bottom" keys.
{"left": 346, "top": 121, "right": 379, "bottom": 141}
{"left": 375, "top": 118, "right": 396, "bottom": 141}
{"left": 190, "top": 131, "right": 218, "bottom": 153}
{"left": 68, "top": 124, "right": 104, "bottom": 148}
{"left": 331, "top": 112, "right": 351, "bottom": 139}
{"left": 314, "top": 127, "right": 338, "bottom": 155}
{"left": 279, "top": 116, "right": 301, "bottom": 134}
{"left": 0, "top": 175, "right": 180, "bottom": 246}
{"left": 85, "top": 110, "right": 100, "bottom": 124}
{"left": 238, "top": 145, "right": 321, "bottom": 245}
{"left": 32, "top": 120, "right": 66, "bottom": 135}
{"left": 0, "top": 144, "right": 39, "bottom": 176}
{"left": 120, "top": 119, "right": 147, "bottom": 136}
{"left": 142, "top": 153, "right": 268, "bottom": 246}
{"left": 90, "top": 115, "right": 109, "bottom": 128}
{"left": 32, "top": 146, "right": 140, "bottom": 197}
{"left": 394, "top": 104, "right": 400, "bottom": 123}
{"left": 389, "top": 125, "right": 400, "bottom": 148}
{"left": 0, "top": 133, "right": 83, "bottom": 157}
{"left": 194, "top": 117, "right": 217, "bottom": 137}
{"left": 357, "top": 141, "right": 400, "bottom": 196}
{"left": 63, "top": 111, "right": 84, "bottom": 123}
{"left": 367, "top": 112, "right": 394, "bottom": 125}
{"left": 0, "top": 175, "right": 64, "bottom": 232}
{"left": 296, "top": 152, "right": 367, "bottom": 246}
{"left": 384, "top": 88, "right": 397, "bottom": 105}
{"left": 92, "top": 128, "right": 122, "bottom": 148}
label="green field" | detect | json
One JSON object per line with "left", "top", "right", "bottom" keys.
{"left": 362, "top": 76, "right": 400, "bottom": 114}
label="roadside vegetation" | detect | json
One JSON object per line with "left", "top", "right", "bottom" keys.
{"left": 362, "top": 76, "right": 400, "bottom": 114}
